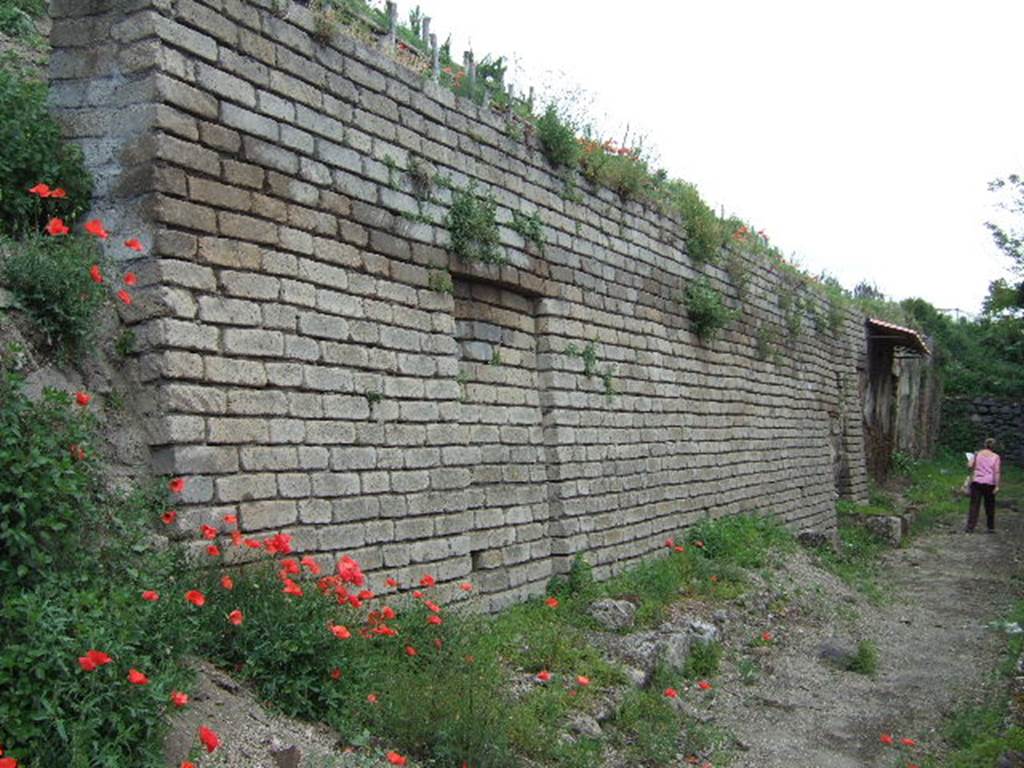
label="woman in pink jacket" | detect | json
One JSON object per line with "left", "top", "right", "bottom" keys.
{"left": 966, "top": 438, "right": 1001, "bottom": 533}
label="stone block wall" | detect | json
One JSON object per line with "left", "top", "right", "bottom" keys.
{"left": 944, "top": 397, "right": 1024, "bottom": 466}
{"left": 50, "top": 0, "right": 869, "bottom": 609}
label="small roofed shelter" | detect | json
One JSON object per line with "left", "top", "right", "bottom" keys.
{"left": 862, "top": 318, "right": 930, "bottom": 483}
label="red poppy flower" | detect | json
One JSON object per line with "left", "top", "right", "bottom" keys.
{"left": 220, "top": 574, "right": 234, "bottom": 590}
{"left": 367, "top": 693, "right": 379, "bottom": 703}
{"left": 89, "top": 264, "right": 103, "bottom": 284}
{"left": 697, "top": 680, "right": 712, "bottom": 691}
{"left": 50, "top": 187, "right": 66, "bottom": 198}
{"left": 168, "top": 477, "right": 185, "bottom": 494}
{"left": 358, "top": 589, "right": 374, "bottom": 600}
{"left": 198, "top": 725, "right": 220, "bottom": 753}
{"left": 336, "top": 555, "right": 364, "bottom": 585}
{"left": 180, "top": 764, "right": 195, "bottom": 768}
{"left": 123, "top": 271, "right": 138, "bottom": 286}
{"left": 880, "top": 734, "right": 894, "bottom": 745}
{"left": 761, "top": 631, "right": 773, "bottom": 642}
{"left": 84, "top": 219, "right": 109, "bottom": 239}
{"left": 45, "top": 217, "right": 69, "bottom": 236}
{"left": 330, "top": 624, "right": 351, "bottom": 639}
{"left": 664, "top": 688, "right": 679, "bottom": 698}
{"left": 576, "top": 675, "right": 590, "bottom": 686}
{"left": 420, "top": 574, "right": 436, "bottom": 587}
{"left": 427, "top": 615, "right": 442, "bottom": 625}
{"left": 381, "top": 606, "right": 396, "bottom": 620}
{"left": 245, "top": 538, "right": 262, "bottom": 549}
{"left": 127, "top": 668, "right": 150, "bottom": 685}
{"left": 330, "top": 667, "right": 342, "bottom": 680}
{"left": 78, "top": 655, "right": 97, "bottom": 672}
{"left": 206, "top": 544, "right": 221, "bottom": 557}
{"left": 282, "top": 578, "right": 303, "bottom": 596}
{"left": 546, "top": 597, "right": 559, "bottom": 608}
{"left": 412, "top": 590, "right": 424, "bottom": 599}
{"left": 405, "top": 645, "right": 417, "bottom": 657}
{"left": 185, "top": 590, "right": 206, "bottom": 607}
{"left": 228, "top": 609, "right": 244, "bottom": 626}
{"left": 664, "top": 537, "right": 675, "bottom": 548}
{"left": 28, "top": 182, "right": 51, "bottom": 197}
{"left": 230, "top": 530, "right": 243, "bottom": 547}
{"left": 0, "top": 757, "right": 17, "bottom": 768}
{"left": 162, "top": 510, "right": 177, "bottom": 525}
{"left": 536, "top": 670, "right": 552, "bottom": 682}
{"left": 222, "top": 513, "right": 237, "bottom": 526}
{"left": 280, "top": 558, "right": 300, "bottom": 575}
{"left": 69, "top": 444, "right": 86, "bottom": 461}
{"left": 265, "top": 532, "right": 293, "bottom": 555}
{"left": 460, "top": 582, "right": 473, "bottom": 591}
{"left": 124, "top": 238, "right": 143, "bottom": 252}
{"left": 200, "top": 524, "right": 217, "bottom": 540}
{"left": 116, "top": 289, "right": 132, "bottom": 305}
{"left": 386, "top": 577, "right": 399, "bottom": 587}
{"left": 300, "top": 556, "right": 321, "bottom": 574}
{"left": 900, "top": 738, "right": 917, "bottom": 747}
{"left": 424, "top": 600, "right": 441, "bottom": 613}
{"left": 170, "top": 690, "right": 189, "bottom": 707}
{"left": 86, "top": 649, "right": 112, "bottom": 666}
{"left": 74, "top": 391, "right": 91, "bottom": 407}
{"left": 386, "top": 751, "right": 407, "bottom": 766}
{"left": 142, "top": 590, "right": 159, "bottom": 602}
{"left": 674, "top": 545, "right": 685, "bottom": 552}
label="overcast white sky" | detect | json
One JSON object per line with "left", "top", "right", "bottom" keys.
{"left": 406, "top": 0, "right": 1023, "bottom": 314}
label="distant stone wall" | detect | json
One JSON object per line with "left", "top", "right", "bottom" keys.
{"left": 50, "top": 0, "right": 870, "bottom": 609}
{"left": 943, "top": 397, "right": 1024, "bottom": 466}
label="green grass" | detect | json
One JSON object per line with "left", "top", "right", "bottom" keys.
{"left": 919, "top": 600, "right": 1024, "bottom": 767}
{"left": 844, "top": 639, "right": 878, "bottom": 675}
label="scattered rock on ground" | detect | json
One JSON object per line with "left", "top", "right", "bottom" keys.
{"left": 588, "top": 598, "right": 636, "bottom": 630}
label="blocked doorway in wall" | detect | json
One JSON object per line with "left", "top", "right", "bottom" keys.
{"left": 452, "top": 277, "right": 552, "bottom": 608}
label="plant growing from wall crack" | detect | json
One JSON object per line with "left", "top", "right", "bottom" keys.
{"left": 510, "top": 210, "right": 545, "bottom": 255}
{"left": 446, "top": 184, "right": 503, "bottom": 264}
{"left": 427, "top": 269, "right": 453, "bottom": 294}
{"left": 683, "top": 277, "right": 737, "bottom": 343}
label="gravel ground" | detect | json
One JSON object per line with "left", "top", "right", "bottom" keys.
{"left": 702, "top": 506, "right": 1023, "bottom": 768}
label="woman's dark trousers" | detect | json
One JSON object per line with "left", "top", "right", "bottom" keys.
{"left": 967, "top": 482, "right": 996, "bottom": 532}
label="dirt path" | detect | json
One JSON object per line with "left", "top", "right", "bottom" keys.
{"left": 709, "top": 505, "right": 1023, "bottom": 767}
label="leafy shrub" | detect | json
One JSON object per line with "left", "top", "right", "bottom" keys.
{"left": 0, "top": 68, "right": 92, "bottom": 235}
{"left": 665, "top": 181, "right": 724, "bottom": 263}
{"left": 0, "top": 0, "right": 43, "bottom": 41}
{"left": 535, "top": 105, "right": 581, "bottom": 169}
{"left": 0, "top": 370, "right": 102, "bottom": 590}
{"left": 579, "top": 142, "right": 651, "bottom": 199}
{"left": 683, "top": 277, "right": 737, "bottom": 343}
{"left": 0, "top": 372, "right": 193, "bottom": 767}
{"left": 446, "top": 184, "right": 503, "bottom": 264}
{"left": 2, "top": 234, "right": 110, "bottom": 352}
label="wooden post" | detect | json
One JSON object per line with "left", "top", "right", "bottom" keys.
{"left": 430, "top": 33, "right": 439, "bottom": 81}
{"left": 528, "top": 86, "right": 534, "bottom": 112}
{"left": 385, "top": 1, "right": 397, "bottom": 49}
{"left": 421, "top": 16, "right": 430, "bottom": 46}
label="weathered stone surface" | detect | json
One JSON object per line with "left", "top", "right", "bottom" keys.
{"left": 587, "top": 599, "right": 636, "bottom": 631}
{"left": 48, "top": 0, "right": 923, "bottom": 613}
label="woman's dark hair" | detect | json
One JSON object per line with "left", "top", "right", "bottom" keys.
{"left": 984, "top": 437, "right": 996, "bottom": 450}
